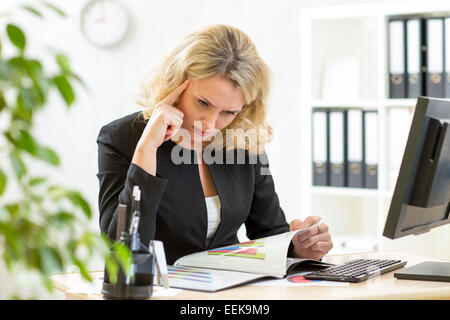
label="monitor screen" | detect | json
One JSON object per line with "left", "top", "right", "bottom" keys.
{"left": 383, "top": 96, "right": 450, "bottom": 239}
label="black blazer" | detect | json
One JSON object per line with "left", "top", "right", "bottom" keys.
{"left": 97, "top": 111, "right": 290, "bottom": 264}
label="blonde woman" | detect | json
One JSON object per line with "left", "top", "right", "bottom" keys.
{"left": 97, "top": 25, "right": 332, "bottom": 265}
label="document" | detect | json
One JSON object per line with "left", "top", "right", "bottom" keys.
{"left": 168, "top": 220, "right": 333, "bottom": 292}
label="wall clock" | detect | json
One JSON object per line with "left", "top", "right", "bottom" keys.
{"left": 80, "top": 0, "right": 130, "bottom": 47}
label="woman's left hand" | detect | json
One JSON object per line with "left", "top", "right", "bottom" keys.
{"left": 289, "top": 216, "right": 333, "bottom": 260}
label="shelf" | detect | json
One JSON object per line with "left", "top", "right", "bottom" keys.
{"left": 301, "top": 2, "right": 450, "bottom": 254}
{"left": 311, "top": 100, "right": 381, "bottom": 108}
{"left": 383, "top": 98, "right": 418, "bottom": 108}
{"left": 311, "top": 186, "right": 379, "bottom": 197}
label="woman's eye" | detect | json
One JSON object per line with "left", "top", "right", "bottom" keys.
{"left": 198, "top": 99, "right": 209, "bottom": 107}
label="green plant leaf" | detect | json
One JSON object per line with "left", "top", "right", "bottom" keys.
{"left": 16, "top": 130, "right": 35, "bottom": 153}
{"left": 39, "top": 245, "right": 63, "bottom": 276}
{"left": 25, "top": 59, "right": 48, "bottom": 106}
{"left": 29, "top": 177, "right": 47, "bottom": 186}
{"left": 11, "top": 104, "right": 33, "bottom": 124}
{"left": 7, "top": 130, "right": 60, "bottom": 166}
{"left": 48, "top": 211, "right": 75, "bottom": 227}
{"left": 0, "top": 60, "right": 10, "bottom": 81}
{"left": 17, "top": 87, "right": 35, "bottom": 111}
{"left": 5, "top": 203, "right": 19, "bottom": 216}
{"left": 0, "top": 167, "right": 7, "bottom": 195}
{"left": 104, "top": 255, "right": 119, "bottom": 284}
{"left": 35, "top": 144, "right": 60, "bottom": 166}
{"left": 53, "top": 75, "right": 74, "bottom": 106}
{"left": 22, "top": 6, "right": 43, "bottom": 18}
{"left": 55, "top": 53, "right": 71, "bottom": 74}
{"left": 0, "top": 221, "right": 24, "bottom": 258}
{"left": 6, "top": 24, "right": 26, "bottom": 52}
{"left": 67, "top": 191, "right": 91, "bottom": 218}
{"left": 113, "top": 241, "right": 132, "bottom": 275}
{"left": 48, "top": 185, "right": 68, "bottom": 200}
{"left": 40, "top": 274, "right": 54, "bottom": 293}
{"left": 73, "top": 258, "right": 92, "bottom": 282}
{"left": 42, "top": 2, "right": 67, "bottom": 17}
{"left": 9, "top": 152, "right": 27, "bottom": 178}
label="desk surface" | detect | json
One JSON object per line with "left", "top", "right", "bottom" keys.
{"left": 51, "top": 251, "right": 450, "bottom": 300}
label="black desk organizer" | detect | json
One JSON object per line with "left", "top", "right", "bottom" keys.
{"left": 102, "top": 197, "right": 156, "bottom": 299}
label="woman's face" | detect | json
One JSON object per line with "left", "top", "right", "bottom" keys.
{"left": 176, "top": 76, "right": 245, "bottom": 144}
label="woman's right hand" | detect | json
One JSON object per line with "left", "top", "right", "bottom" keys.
{"left": 132, "top": 79, "right": 189, "bottom": 174}
{"left": 141, "top": 79, "right": 189, "bottom": 150}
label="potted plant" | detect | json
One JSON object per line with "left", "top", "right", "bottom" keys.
{"left": 0, "top": 2, "right": 130, "bottom": 298}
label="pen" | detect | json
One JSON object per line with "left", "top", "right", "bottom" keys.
{"left": 129, "top": 186, "right": 141, "bottom": 236}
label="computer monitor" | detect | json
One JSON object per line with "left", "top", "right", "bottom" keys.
{"left": 383, "top": 96, "right": 450, "bottom": 282}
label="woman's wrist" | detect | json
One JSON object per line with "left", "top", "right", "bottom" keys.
{"left": 132, "top": 144, "right": 158, "bottom": 176}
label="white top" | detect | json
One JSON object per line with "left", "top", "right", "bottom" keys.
{"left": 205, "top": 195, "right": 221, "bottom": 246}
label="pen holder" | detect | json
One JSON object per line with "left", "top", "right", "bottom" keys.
{"left": 102, "top": 236, "right": 155, "bottom": 300}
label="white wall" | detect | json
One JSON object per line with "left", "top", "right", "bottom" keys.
{"left": 1, "top": 0, "right": 448, "bottom": 296}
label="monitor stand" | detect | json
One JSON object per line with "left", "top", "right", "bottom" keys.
{"left": 394, "top": 261, "right": 450, "bottom": 282}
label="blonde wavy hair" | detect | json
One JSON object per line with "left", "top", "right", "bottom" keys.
{"left": 136, "top": 24, "right": 273, "bottom": 153}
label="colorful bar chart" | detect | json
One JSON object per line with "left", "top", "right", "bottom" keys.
{"left": 208, "top": 240, "right": 266, "bottom": 260}
{"left": 168, "top": 266, "right": 213, "bottom": 283}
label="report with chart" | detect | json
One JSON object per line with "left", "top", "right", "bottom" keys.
{"left": 168, "top": 220, "right": 332, "bottom": 291}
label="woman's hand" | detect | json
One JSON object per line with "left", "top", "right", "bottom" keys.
{"left": 132, "top": 79, "right": 189, "bottom": 175}
{"left": 289, "top": 216, "right": 333, "bottom": 260}
{"left": 142, "top": 79, "right": 189, "bottom": 150}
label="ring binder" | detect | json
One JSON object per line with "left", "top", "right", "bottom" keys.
{"left": 329, "top": 110, "right": 347, "bottom": 187}
{"left": 312, "top": 109, "right": 329, "bottom": 186}
{"left": 363, "top": 111, "right": 378, "bottom": 189}
{"left": 425, "top": 17, "right": 445, "bottom": 98}
{"left": 389, "top": 19, "right": 407, "bottom": 98}
{"left": 346, "top": 109, "right": 364, "bottom": 188}
{"left": 406, "top": 18, "right": 423, "bottom": 98}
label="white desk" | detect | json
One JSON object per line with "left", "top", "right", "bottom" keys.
{"left": 51, "top": 251, "right": 450, "bottom": 300}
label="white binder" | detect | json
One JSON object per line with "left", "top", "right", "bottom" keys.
{"left": 407, "top": 19, "right": 421, "bottom": 75}
{"left": 329, "top": 110, "right": 345, "bottom": 187}
{"left": 426, "top": 18, "right": 444, "bottom": 97}
{"left": 347, "top": 109, "right": 363, "bottom": 164}
{"left": 389, "top": 20, "right": 406, "bottom": 98}
{"left": 347, "top": 109, "right": 363, "bottom": 188}
{"left": 364, "top": 111, "right": 378, "bottom": 188}
{"left": 406, "top": 18, "right": 422, "bottom": 98}
{"left": 389, "top": 20, "right": 405, "bottom": 75}
{"left": 312, "top": 110, "right": 328, "bottom": 186}
{"left": 427, "top": 18, "right": 444, "bottom": 74}
{"left": 312, "top": 111, "right": 327, "bottom": 165}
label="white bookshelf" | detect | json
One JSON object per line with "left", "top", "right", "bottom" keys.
{"left": 299, "top": 1, "right": 450, "bottom": 255}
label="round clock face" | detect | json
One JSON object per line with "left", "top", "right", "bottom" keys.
{"left": 80, "top": 0, "right": 129, "bottom": 47}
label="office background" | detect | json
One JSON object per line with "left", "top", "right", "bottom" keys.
{"left": 1, "top": 0, "right": 449, "bottom": 298}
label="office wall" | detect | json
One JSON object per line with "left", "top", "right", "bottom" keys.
{"left": 0, "top": 0, "right": 449, "bottom": 297}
